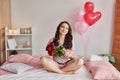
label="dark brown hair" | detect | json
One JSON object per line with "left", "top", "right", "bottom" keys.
{"left": 53, "top": 21, "right": 73, "bottom": 49}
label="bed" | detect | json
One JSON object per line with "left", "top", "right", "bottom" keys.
{"left": 0, "top": 54, "right": 93, "bottom": 80}
{"left": 0, "top": 54, "right": 120, "bottom": 80}
{"left": 0, "top": 65, "right": 92, "bottom": 80}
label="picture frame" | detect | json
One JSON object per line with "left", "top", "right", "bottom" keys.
{"left": 7, "top": 38, "right": 17, "bottom": 49}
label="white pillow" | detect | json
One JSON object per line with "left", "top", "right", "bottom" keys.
{"left": 0, "top": 62, "right": 32, "bottom": 74}
{"left": 90, "top": 54, "right": 103, "bottom": 61}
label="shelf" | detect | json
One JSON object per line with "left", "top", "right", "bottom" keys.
{"left": 6, "top": 48, "right": 32, "bottom": 50}
{"left": 6, "top": 34, "right": 32, "bottom": 36}
{"left": 5, "top": 27, "right": 32, "bottom": 60}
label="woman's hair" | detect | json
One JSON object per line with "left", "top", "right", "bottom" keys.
{"left": 53, "top": 21, "right": 73, "bottom": 49}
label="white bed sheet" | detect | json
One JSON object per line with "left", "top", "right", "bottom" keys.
{"left": 0, "top": 65, "right": 93, "bottom": 80}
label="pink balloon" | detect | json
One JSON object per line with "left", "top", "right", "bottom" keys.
{"left": 77, "top": 10, "right": 85, "bottom": 21}
{"left": 74, "top": 21, "right": 89, "bottom": 35}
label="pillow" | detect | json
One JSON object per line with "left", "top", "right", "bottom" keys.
{"left": 92, "top": 66, "right": 120, "bottom": 79}
{"left": 28, "top": 56, "right": 43, "bottom": 68}
{"left": 0, "top": 62, "right": 32, "bottom": 74}
{"left": 89, "top": 54, "right": 103, "bottom": 61}
{"left": 8, "top": 54, "right": 33, "bottom": 64}
{"left": 85, "top": 60, "right": 120, "bottom": 79}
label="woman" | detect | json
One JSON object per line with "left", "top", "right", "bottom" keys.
{"left": 40, "top": 21, "right": 84, "bottom": 74}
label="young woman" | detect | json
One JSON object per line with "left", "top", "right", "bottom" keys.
{"left": 40, "top": 21, "right": 84, "bottom": 74}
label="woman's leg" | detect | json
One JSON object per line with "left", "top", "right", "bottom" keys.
{"left": 61, "top": 57, "right": 84, "bottom": 72}
{"left": 40, "top": 56, "right": 66, "bottom": 74}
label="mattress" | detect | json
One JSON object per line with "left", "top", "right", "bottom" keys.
{"left": 0, "top": 65, "right": 93, "bottom": 80}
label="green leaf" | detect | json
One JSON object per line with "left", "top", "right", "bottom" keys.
{"left": 53, "top": 46, "right": 65, "bottom": 57}
{"left": 101, "top": 53, "right": 115, "bottom": 63}
{"left": 109, "top": 56, "right": 115, "bottom": 63}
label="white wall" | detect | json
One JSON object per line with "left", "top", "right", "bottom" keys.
{"left": 10, "top": 0, "right": 115, "bottom": 57}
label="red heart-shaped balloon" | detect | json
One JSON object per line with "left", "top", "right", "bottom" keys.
{"left": 84, "top": 11, "right": 102, "bottom": 26}
{"left": 84, "top": 2, "right": 94, "bottom": 12}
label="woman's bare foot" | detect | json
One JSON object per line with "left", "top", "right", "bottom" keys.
{"left": 47, "top": 70, "right": 52, "bottom": 72}
{"left": 65, "top": 71, "right": 75, "bottom": 74}
{"left": 66, "top": 70, "right": 75, "bottom": 74}
{"left": 47, "top": 69, "right": 74, "bottom": 74}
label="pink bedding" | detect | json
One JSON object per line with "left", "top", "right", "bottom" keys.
{"left": 1, "top": 53, "right": 120, "bottom": 80}
{"left": 0, "top": 68, "right": 13, "bottom": 75}
{"left": 0, "top": 54, "right": 43, "bottom": 75}
{"left": 85, "top": 60, "right": 120, "bottom": 80}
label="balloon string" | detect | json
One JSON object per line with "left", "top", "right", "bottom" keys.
{"left": 81, "top": 34, "right": 89, "bottom": 60}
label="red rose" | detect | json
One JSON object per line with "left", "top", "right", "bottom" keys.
{"left": 46, "top": 41, "right": 55, "bottom": 56}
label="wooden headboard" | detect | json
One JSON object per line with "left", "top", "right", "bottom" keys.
{"left": 0, "top": 27, "right": 5, "bottom": 65}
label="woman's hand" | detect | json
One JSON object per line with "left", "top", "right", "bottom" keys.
{"left": 64, "top": 49, "right": 74, "bottom": 58}
{"left": 64, "top": 53, "right": 71, "bottom": 58}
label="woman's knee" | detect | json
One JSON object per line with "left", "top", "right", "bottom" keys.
{"left": 78, "top": 58, "right": 84, "bottom": 66}
{"left": 73, "top": 58, "right": 84, "bottom": 69}
{"left": 40, "top": 56, "right": 48, "bottom": 63}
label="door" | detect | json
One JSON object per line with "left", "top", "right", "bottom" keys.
{"left": 0, "top": 0, "right": 11, "bottom": 65}
{"left": 0, "top": 27, "right": 5, "bottom": 65}
{"left": 112, "top": 0, "right": 120, "bottom": 71}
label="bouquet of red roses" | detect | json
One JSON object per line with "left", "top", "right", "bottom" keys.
{"left": 46, "top": 41, "right": 55, "bottom": 56}
{"left": 46, "top": 41, "right": 73, "bottom": 60}
{"left": 46, "top": 41, "right": 65, "bottom": 57}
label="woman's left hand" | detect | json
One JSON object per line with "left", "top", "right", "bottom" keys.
{"left": 64, "top": 53, "right": 71, "bottom": 58}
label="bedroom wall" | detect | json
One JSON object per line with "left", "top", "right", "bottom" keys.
{"left": 10, "top": 0, "right": 115, "bottom": 57}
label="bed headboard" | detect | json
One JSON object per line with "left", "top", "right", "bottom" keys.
{"left": 0, "top": 27, "right": 5, "bottom": 65}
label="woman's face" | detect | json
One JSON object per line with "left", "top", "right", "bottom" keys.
{"left": 59, "top": 23, "right": 69, "bottom": 36}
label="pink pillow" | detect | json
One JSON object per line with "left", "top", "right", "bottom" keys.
{"left": 8, "top": 54, "right": 33, "bottom": 64}
{"left": 85, "top": 60, "right": 120, "bottom": 79}
{"left": 27, "top": 56, "right": 43, "bottom": 68}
